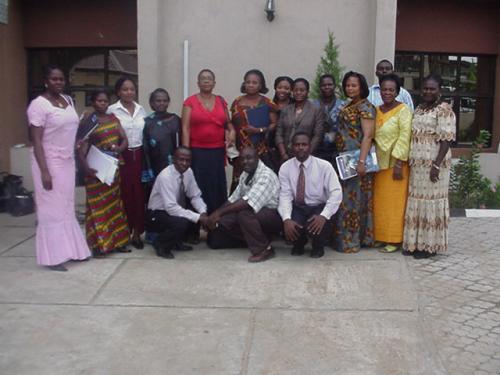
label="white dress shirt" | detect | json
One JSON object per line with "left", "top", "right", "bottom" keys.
{"left": 148, "top": 165, "right": 207, "bottom": 223}
{"left": 278, "top": 155, "right": 342, "bottom": 221}
{"left": 368, "top": 84, "right": 414, "bottom": 112}
{"left": 108, "top": 100, "right": 147, "bottom": 148}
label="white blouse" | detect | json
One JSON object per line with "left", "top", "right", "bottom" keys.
{"left": 108, "top": 100, "right": 147, "bottom": 148}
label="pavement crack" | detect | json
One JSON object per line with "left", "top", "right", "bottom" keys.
{"left": 0, "top": 234, "right": 35, "bottom": 256}
{"left": 240, "top": 309, "right": 257, "bottom": 375}
{"left": 87, "top": 259, "right": 128, "bottom": 305}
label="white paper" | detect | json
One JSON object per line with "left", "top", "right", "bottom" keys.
{"left": 86, "top": 145, "right": 119, "bottom": 186}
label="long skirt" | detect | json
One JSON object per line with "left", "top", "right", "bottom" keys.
{"left": 191, "top": 147, "right": 227, "bottom": 214}
{"left": 85, "top": 173, "right": 130, "bottom": 254}
{"left": 403, "top": 163, "right": 450, "bottom": 254}
{"left": 120, "top": 148, "right": 145, "bottom": 235}
{"left": 373, "top": 164, "right": 409, "bottom": 243}
{"left": 333, "top": 173, "right": 374, "bottom": 253}
{"left": 31, "top": 152, "right": 91, "bottom": 265}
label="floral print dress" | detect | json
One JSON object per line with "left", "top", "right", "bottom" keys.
{"left": 333, "top": 99, "right": 376, "bottom": 253}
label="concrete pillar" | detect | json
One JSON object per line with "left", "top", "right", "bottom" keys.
{"left": 137, "top": 0, "right": 162, "bottom": 107}
{"left": 372, "top": 0, "right": 398, "bottom": 82}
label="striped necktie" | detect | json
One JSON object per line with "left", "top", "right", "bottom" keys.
{"left": 296, "top": 163, "right": 305, "bottom": 205}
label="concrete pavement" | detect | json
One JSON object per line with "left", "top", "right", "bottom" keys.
{"left": 0, "top": 211, "right": 498, "bottom": 374}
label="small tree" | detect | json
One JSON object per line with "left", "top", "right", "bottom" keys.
{"left": 450, "top": 130, "right": 492, "bottom": 208}
{"left": 310, "top": 31, "right": 345, "bottom": 100}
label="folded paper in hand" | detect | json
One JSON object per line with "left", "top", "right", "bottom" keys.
{"left": 86, "top": 145, "right": 119, "bottom": 186}
{"left": 335, "top": 145, "right": 379, "bottom": 180}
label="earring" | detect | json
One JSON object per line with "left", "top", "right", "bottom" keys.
{"left": 44, "top": 83, "right": 48, "bottom": 88}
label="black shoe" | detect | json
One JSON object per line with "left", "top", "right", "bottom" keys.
{"left": 115, "top": 247, "right": 132, "bottom": 253}
{"left": 413, "top": 250, "right": 435, "bottom": 259}
{"left": 401, "top": 249, "right": 412, "bottom": 256}
{"left": 131, "top": 239, "right": 144, "bottom": 249}
{"left": 173, "top": 242, "right": 193, "bottom": 251}
{"left": 158, "top": 250, "right": 174, "bottom": 259}
{"left": 310, "top": 249, "right": 325, "bottom": 258}
{"left": 291, "top": 246, "right": 305, "bottom": 256}
{"left": 48, "top": 264, "right": 68, "bottom": 272}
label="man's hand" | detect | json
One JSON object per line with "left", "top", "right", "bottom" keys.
{"left": 199, "top": 213, "right": 210, "bottom": 230}
{"left": 307, "top": 215, "right": 326, "bottom": 236}
{"left": 283, "top": 219, "right": 302, "bottom": 242}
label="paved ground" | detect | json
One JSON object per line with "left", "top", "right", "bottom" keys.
{"left": 0, "top": 209, "right": 499, "bottom": 375}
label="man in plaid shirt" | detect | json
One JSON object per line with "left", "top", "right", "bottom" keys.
{"left": 206, "top": 147, "right": 282, "bottom": 262}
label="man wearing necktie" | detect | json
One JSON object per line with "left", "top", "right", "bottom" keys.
{"left": 278, "top": 132, "right": 343, "bottom": 258}
{"left": 146, "top": 147, "right": 209, "bottom": 258}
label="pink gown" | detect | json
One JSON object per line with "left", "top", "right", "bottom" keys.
{"left": 27, "top": 96, "right": 91, "bottom": 266}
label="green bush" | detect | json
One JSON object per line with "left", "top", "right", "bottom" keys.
{"left": 450, "top": 130, "right": 500, "bottom": 209}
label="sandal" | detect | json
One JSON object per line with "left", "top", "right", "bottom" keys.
{"left": 378, "top": 244, "right": 400, "bottom": 253}
{"left": 115, "top": 247, "right": 132, "bottom": 253}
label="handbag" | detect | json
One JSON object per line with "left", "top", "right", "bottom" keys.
{"left": 1, "top": 173, "right": 35, "bottom": 216}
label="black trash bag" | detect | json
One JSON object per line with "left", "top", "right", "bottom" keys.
{"left": 0, "top": 173, "right": 35, "bottom": 216}
{"left": 9, "top": 187, "right": 35, "bottom": 217}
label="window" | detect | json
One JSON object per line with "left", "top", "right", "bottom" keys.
{"left": 27, "top": 48, "right": 138, "bottom": 115}
{"left": 395, "top": 52, "right": 496, "bottom": 146}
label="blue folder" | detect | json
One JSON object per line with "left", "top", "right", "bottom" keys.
{"left": 245, "top": 105, "right": 270, "bottom": 144}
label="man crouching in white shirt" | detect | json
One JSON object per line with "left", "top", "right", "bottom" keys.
{"left": 278, "top": 132, "right": 343, "bottom": 258}
{"left": 146, "top": 147, "right": 209, "bottom": 258}
{"left": 206, "top": 147, "right": 282, "bottom": 263}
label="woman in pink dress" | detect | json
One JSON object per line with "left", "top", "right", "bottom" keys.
{"left": 28, "top": 65, "right": 91, "bottom": 271}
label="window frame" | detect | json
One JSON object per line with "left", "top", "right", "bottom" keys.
{"left": 395, "top": 51, "right": 496, "bottom": 147}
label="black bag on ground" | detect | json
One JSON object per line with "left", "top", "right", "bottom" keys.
{"left": 1, "top": 173, "right": 35, "bottom": 216}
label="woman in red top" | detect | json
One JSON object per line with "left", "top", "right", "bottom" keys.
{"left": 181, "top": 69, "right": 235, "bottom": 214}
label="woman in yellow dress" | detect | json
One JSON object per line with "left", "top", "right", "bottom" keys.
{"left": 373, "top": 74, "right": 412, "bottom": 252}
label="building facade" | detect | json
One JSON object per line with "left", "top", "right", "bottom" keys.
{"left": 0, "top": 0, "right": 499, "bottom": 181}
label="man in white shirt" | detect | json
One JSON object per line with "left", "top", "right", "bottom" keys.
{"left": 146, "top": 147, "right": 208, "bottom": 259}
{"left": 278, "top": 132, "right": 343, "bottom": 258}
{"left": 368, "top": 59, "right": 414, "bottom": 111}
{"left": 206, "top": 147, "right": 282, "bottom": 263}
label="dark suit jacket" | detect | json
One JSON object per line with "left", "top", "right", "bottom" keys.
{"left": 275, "top": 100, "right": 325, "bottom": 154}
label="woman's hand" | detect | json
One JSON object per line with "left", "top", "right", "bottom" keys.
{"left": 226, "top": 129, "right": 236, "bottom": 147}
{"left": 41, "top": 170, "right": 53, "bottom": 190}
{"left": 356, "top": 162, "right": 367, "bottom": 177}
{"left": 242, "top": 126, "right": 262, "bottom": 136}
{"left": 430, "top": 165, "right": 440, "bottom": 183}
{"left": 85, "top": 167, "right": 98, "bottom": 178}
{"left": 393, "top": 162, "right": 403, "bottom": 180}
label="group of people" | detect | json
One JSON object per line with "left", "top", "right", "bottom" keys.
{"left": 27, "top": 59, "right": 455, "bottom": 271}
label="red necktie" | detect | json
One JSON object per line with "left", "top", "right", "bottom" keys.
{"left": 296, "top": 163, "right": 305, "bottom": 205}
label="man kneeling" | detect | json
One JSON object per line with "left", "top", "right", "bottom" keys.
{"left": 207, "top": 147, "right": 282, "bottom": 263}
{"left": 278, "top": 132, "right": 342, "bottom": 258}
{"left": 146, "top": 147, "right": 208, "bottom": 258}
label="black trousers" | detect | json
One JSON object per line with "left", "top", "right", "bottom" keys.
{"left": 207, "top": 208, "right": 282, "bottom": 255}
{"left": 291, "top": 204, "right": 331, "bottom": 251}
{"left": 146, "top": 209, "right": 194, "bottom": 251}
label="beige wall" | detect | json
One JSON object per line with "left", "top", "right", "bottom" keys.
{"left": 138, "top": 0, "right": 397, "bottom": 113}
{"left": 0, "top": 0, "right": 28, "bottom": 172}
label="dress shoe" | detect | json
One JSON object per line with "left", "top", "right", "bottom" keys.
{"left": 248, "top": 247, "right": 275, "bottom": 263}
{"left": 158, "top": 250, "right": 174, "bottom": 259}
{"left": 173, "top": 242, "right": 193, "bottom": 251}
{"left": 48, "top": 264, "right": 68, "bottom": 272}
{"left": 310, "top": 248, "right": 325, "bottom": 258}
{"left": 291, "top": 246, "right": 305, "bottom": 256}
{"left": 413, "top": 250, "right": 436, "bottom": 259}
{"left": 131, "top": 239, "right": 144, "bottom": 249}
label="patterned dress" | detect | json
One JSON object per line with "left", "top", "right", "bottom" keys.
{"left": 230, "top": 95, "right": 278, "bottom": 190}
{"left": 84, "top": 114, "right": 130, "bottom": 254}
{"left": 333, "top": 99, "right": 376, "bottom": 253}
{"left": 403, "top": 102, "right": 456, "bottom": 253}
